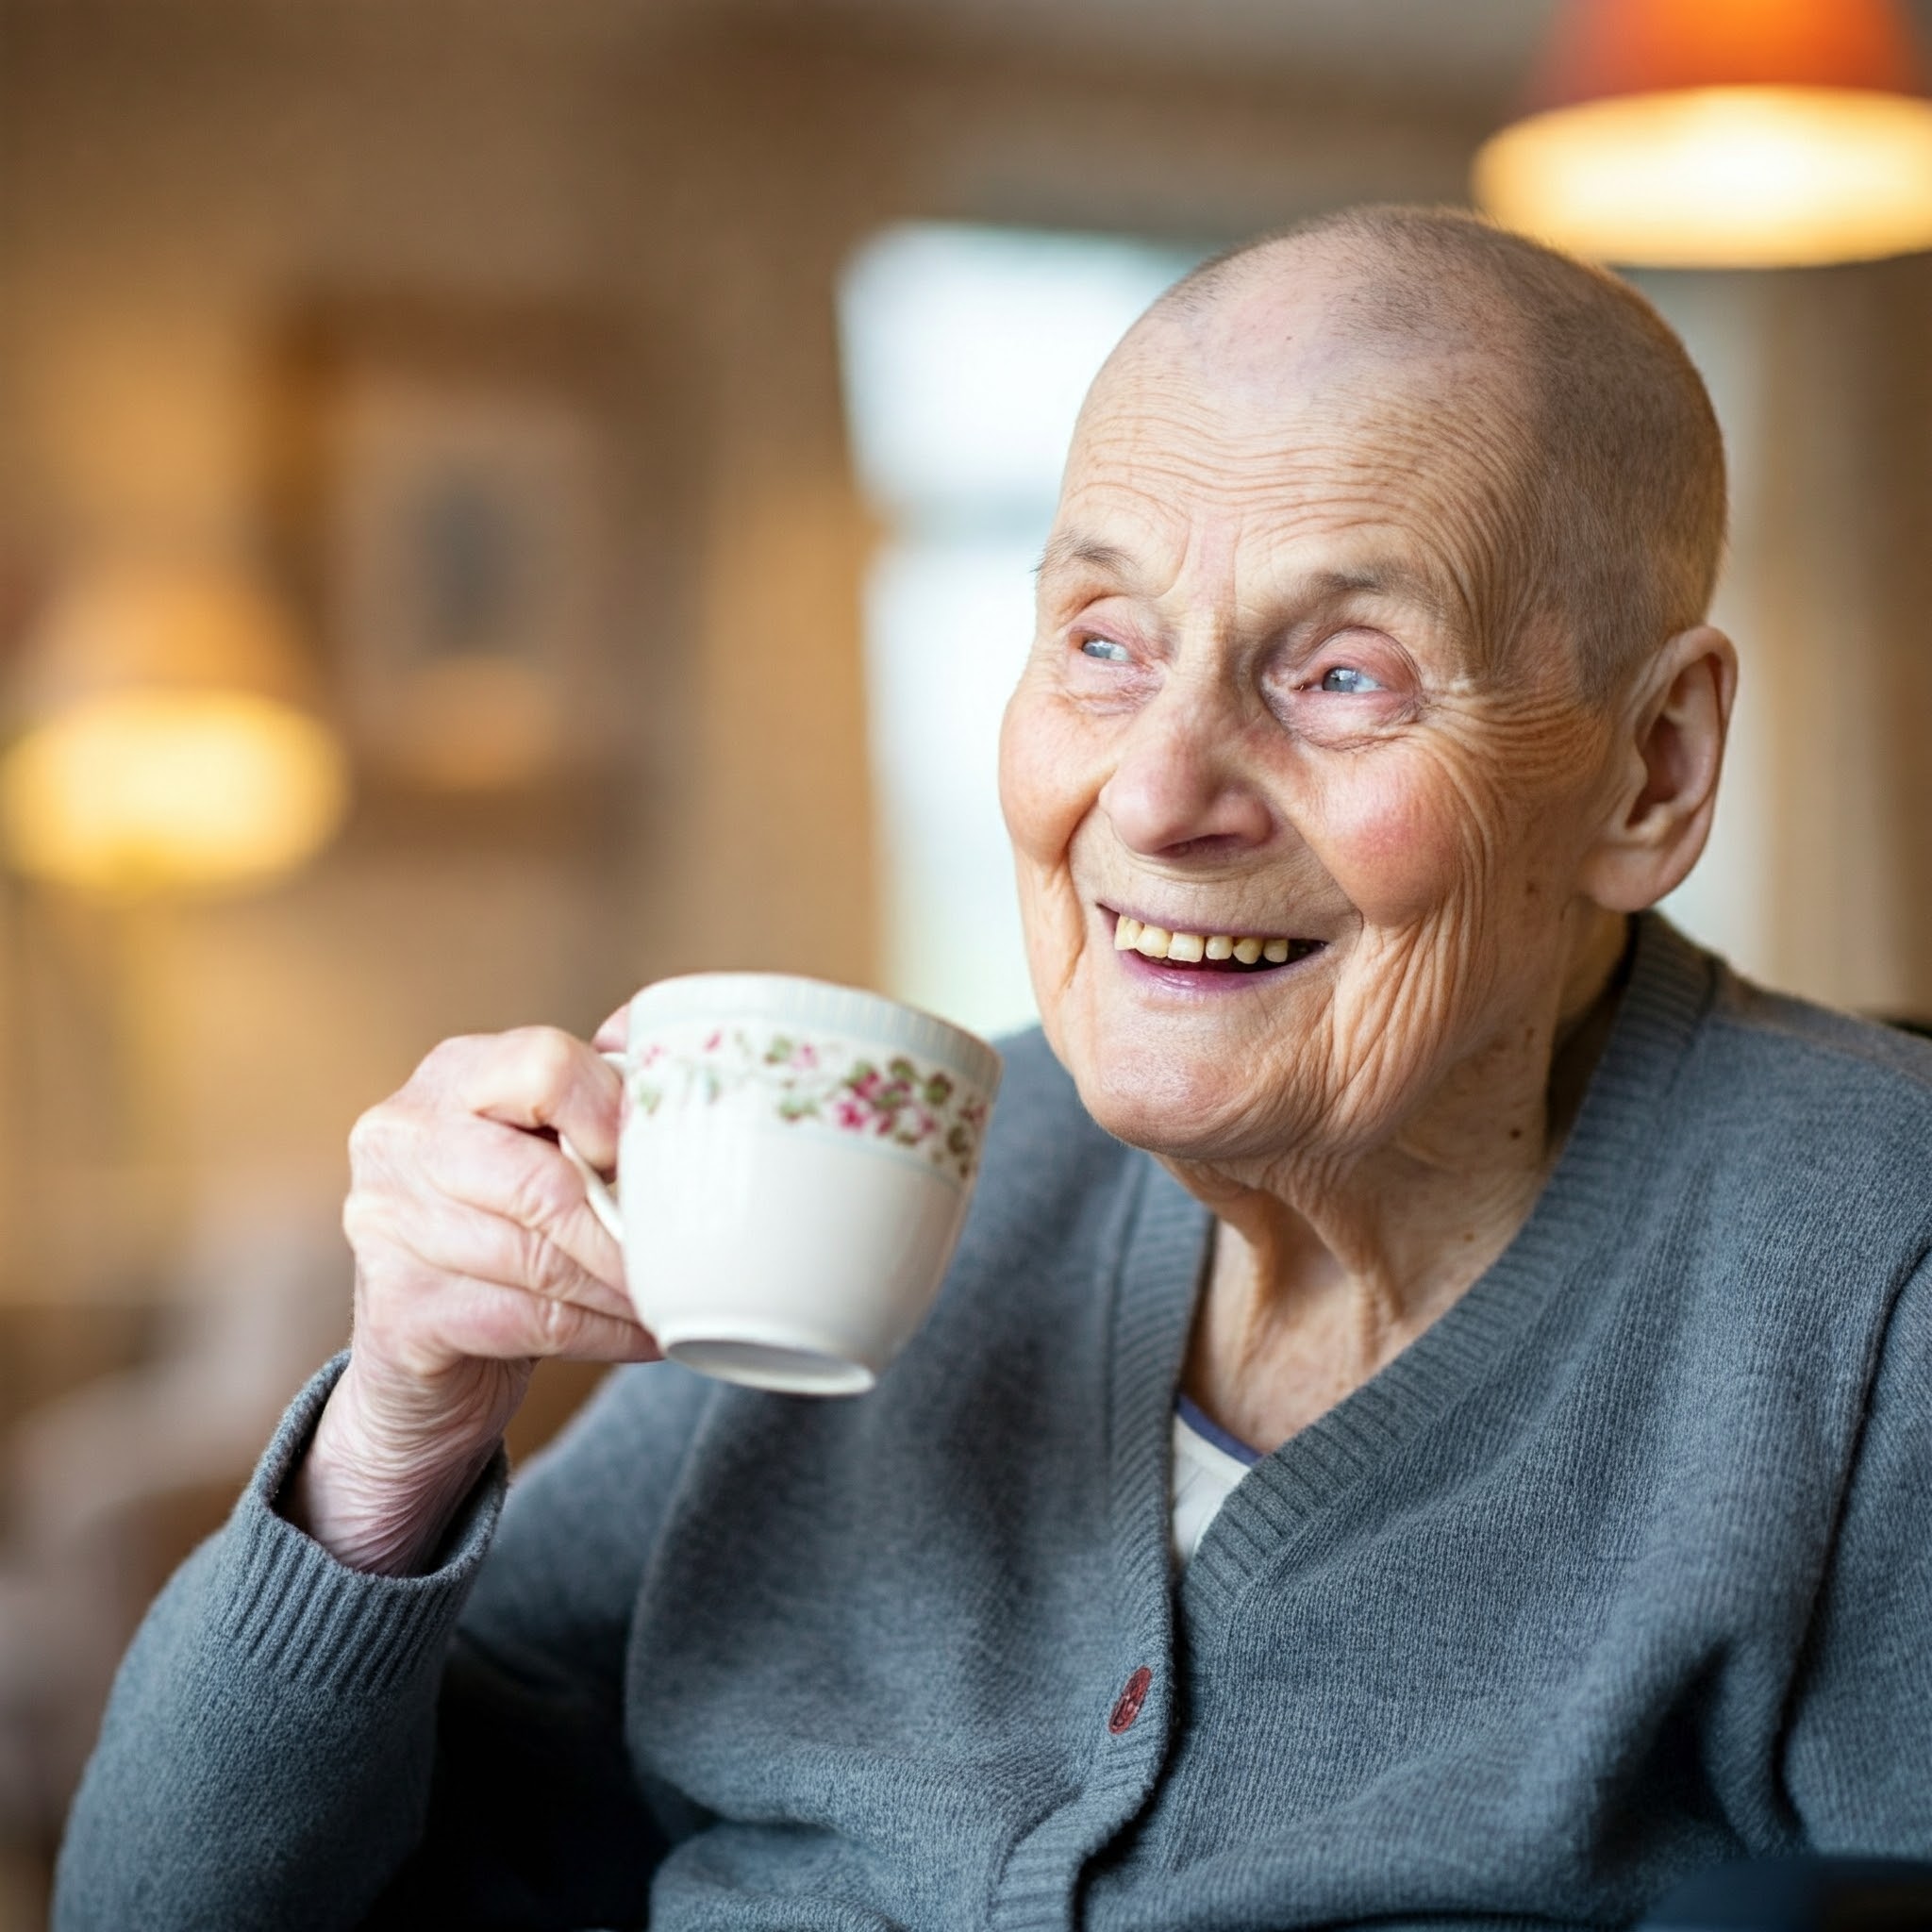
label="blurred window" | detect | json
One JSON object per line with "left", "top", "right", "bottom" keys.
{"left": 839, "top": 224, "right": 1201, "bottom": 1036}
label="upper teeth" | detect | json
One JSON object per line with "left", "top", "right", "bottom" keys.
{"left": 1113, "top": 914, "right": 1300, "bottom": 965}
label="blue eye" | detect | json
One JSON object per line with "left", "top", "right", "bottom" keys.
{"left": 1318, "top": 665, "right": 1384, "bottom": 693}
{"left": 1080, "top": 638, "right": 1130, "bottom": 663}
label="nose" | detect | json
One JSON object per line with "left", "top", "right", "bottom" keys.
{"left": 1097, "top": 685, "right": 1274, "bottom": 860}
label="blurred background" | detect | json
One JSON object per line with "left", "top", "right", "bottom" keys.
{"left": 4, "top": 0, "right": 1932, "bottom": 1920}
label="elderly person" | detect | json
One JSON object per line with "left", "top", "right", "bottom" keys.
{"left": 55, "top": 208, "right": 1932, "bottom": 1931}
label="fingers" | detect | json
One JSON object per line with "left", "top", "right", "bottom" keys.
{"left": 348, "top": 1259, "right": 658, "bottom": 1392}
{"left": 591, "top": 1004, "right": 630, "bottom": 1052}
{"left": 342, "top": 1024, "right": 654, "bottom": 1379}
{"left": 439, "top": 1026, "right": 625, "bottom": 1173}
{"left": 408, "top": 1274, "right": 658, "bottom": 1368}
{"left": 352, "top": 1147, "right": 634, "bottom": 1326}
{"left": 410, "top": 1113, "right": 626, "bottom": 1295}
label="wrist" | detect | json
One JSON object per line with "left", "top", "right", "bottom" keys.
{"left": 280, "top": 1365, "right": 502, "bottom": 1576}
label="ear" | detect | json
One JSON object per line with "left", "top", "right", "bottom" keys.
{"left": 1578, "top": 625, "right": 1738, "bottom": 914}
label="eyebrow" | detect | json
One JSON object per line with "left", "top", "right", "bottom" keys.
{"left": 1034, "top": 532, "right": 1137, "bottom": 583}
{"left": 1303, "top": 564, "right": 1451, "bottom": 624}
{"left": 1034, "top": 537, "right": 1451, "bottom": 625}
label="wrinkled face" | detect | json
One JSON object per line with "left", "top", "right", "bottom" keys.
{"left": 998, "top": 288, "right": 1624, "bottom": 1168}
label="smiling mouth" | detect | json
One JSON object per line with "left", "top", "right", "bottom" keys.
{"left": 1108, "top": 910, "right": 1326, "bottom": 974}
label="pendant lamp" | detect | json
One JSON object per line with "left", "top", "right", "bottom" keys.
{"left": 1474, "top": 0, "right": 1932, "bottom": 267}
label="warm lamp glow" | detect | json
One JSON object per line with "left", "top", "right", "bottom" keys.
{"left": 1, "top": 558, "right": 350, "bottom": 893}
{"left": 1, "top": 691, "right": 349, "bottom": 893}
{"left": 1474, "top": 0, "right": 1932, "bottom": 267}
{"left": 1476, "top": 85, "right": 1932, "bottom": 267}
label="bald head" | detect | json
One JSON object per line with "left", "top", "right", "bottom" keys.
{"left": 1132, "top": 206, "right": 1727, "bottom": 702}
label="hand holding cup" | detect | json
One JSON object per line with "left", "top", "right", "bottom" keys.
{"left": 288, "top": 977, "right": 999, "bottom": 1574}
{"left": 285, "top": 1024, "right": 658, "bottom": 1576}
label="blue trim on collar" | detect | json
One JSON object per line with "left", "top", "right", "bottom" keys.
{"left": 1175, "top": 1393, "right": 1262, "bottom": 1467}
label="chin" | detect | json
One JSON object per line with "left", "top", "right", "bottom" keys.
{"left": 1060, "top": 1023, "right": 1291, "bottom": 1165}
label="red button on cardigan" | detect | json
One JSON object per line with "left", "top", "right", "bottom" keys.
{"left": 1108, "top": 1666, "right": 1153, "bottom": 1735}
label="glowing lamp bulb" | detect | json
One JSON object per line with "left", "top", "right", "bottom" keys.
{"left": 0, "top": 689, "right": 350, "bottom": 893}
{"left": 1476, "top": 84, "right": 1932, "bottom": 268}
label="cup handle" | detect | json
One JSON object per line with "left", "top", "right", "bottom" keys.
{"left": 558, "top": 1049, "right": 628, "bottom": 1243}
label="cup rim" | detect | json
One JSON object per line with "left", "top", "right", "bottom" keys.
{"left": 626, "top": 972, "right": 1003, "bottom": 1092}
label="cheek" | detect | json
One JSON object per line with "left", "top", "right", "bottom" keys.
{"left": 1299, "top": 712, "right": 1610, "bottom": 940}
{"left": 997, "top": 676, "right": 1099, "bottom": 863}
{"left": 998, "top": 678, "right": 1111, "bottom": 1019}
{"left": 1298, "top": 754, "right": 1481, "bottom": 929}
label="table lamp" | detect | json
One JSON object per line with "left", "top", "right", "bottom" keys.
{"left": 0, "top": 556, "right": 349, "bottom": 896}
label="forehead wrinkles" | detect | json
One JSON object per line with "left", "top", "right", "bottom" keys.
{"left": 1063, "top": 346, "right": 1538, "bottom": 654}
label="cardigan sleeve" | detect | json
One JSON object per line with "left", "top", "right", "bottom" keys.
{"left": 52, "top": 1354, "right": 717, "bottom": 1932}
{"left": 1782, "top": 1246, "right": 1932, "bottom": 1849}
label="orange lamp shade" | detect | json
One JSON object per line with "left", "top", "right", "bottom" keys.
{"left": 1530, "top": 0, "right": 1923, "bottom": 103}
{"left": 1474, "top": 0, "right": 1932, "bottom": 267}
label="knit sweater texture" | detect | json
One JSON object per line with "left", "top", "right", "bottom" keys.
{"left": 53, "top": 917, "right": 1932, "bottom": 1930}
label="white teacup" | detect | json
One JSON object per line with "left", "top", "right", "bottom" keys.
{"left": 564, "top": 973, "right": 1002, "bottom": 1396}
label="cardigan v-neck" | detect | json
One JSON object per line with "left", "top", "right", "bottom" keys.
{"left": 1098, "top": 916, "right": 1713, "bottom": 1644}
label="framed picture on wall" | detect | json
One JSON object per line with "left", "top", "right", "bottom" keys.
{"left": 265, "top": 300, "right": 629, "bottom": 801}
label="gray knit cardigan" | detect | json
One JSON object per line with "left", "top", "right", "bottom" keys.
{"left": 54, "top": 917, "right": 1932, "bottom": 1930}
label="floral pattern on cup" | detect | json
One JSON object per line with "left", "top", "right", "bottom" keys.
{"left": 627, "top": 1028, "right": 991, "bottom": 1182}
